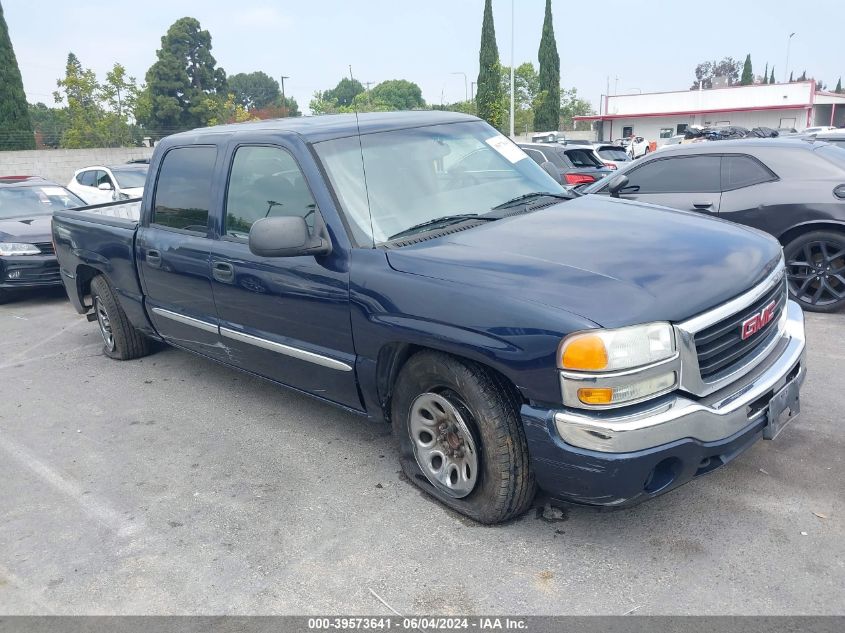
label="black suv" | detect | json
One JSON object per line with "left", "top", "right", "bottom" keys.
{"left": 584, "top": 139, "right": 845, "bottom": 312}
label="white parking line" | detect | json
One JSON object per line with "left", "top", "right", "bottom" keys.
{"left": 0, "top": 343, "right": 100, "bottom": 372}
{"left": 0, "top": 432, "right": 142, "bottom": 539}
{"left": 5, "top": 319, "right": 86, "bottom": 364}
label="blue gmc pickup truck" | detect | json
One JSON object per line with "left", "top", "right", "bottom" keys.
{"left": 52, "top": 112, "right": 807, "bottom": 523}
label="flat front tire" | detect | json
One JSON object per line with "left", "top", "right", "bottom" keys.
{"left": 90, "top": 275, "right": 151, "bottom": 360}
{"left": 392, "top": 351, "right": 536, "bottom": 524}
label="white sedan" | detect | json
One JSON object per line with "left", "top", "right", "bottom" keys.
{"left": 626, "top": 136, "right": 651, "bottom": 159}
{"left": 67, "top": 164, "right": 148, "bottom": 205}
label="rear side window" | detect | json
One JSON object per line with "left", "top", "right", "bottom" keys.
{"left": 563, "top": 148, "right": 601, "bottom": 168}
{"left": 153, "top": 146, "right": 217, "bottom": 232}
{"left": 76, "top": 171, "right": 96, "bottom": 187}
{"left": 626, "top": 156, "right": 721, "bottom": 193}
{"left": 722, "top": 155, "right": 775, "bottom": 190}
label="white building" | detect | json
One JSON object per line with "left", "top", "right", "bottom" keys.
{"left": 575, "top": 81, "right": 845, "bottom": 145}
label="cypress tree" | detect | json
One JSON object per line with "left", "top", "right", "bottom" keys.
{"left": 789, "top": 71, "right": 794, "bottom": 82}
{"left": 534, "top": 0, "right": 560, "bottom": 131}
{"left": 0, "top": 1, "right": 35, "bottom": 150}
{"left": 740, "top": 54, "right": 753, "bottom": 85}
{"left": 762, "top": 63, "right": 768, "bottom": 84}
{"left": 770, "top": 67, "right": 776, "bottom": 84}
{"left": 475, "top": 0, "right": 505, "bottom": 130}
{"left": 836, "top": 78, "right": 842, "bottom": 93}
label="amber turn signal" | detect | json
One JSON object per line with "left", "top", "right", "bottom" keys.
{"left": 576, "top": 388, "right": 614, "bottom": 405}
{"left": 561, "top": 334, "right": 608, "bottom": 371}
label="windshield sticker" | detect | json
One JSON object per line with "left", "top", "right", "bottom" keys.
{"left": 41, "top": 187, "right": 69, "bottom": 197}
{"left": 485, "top": 135, "right": 528, "bottom": 164}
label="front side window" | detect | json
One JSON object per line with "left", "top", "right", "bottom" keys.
{"left": 152, "top": 146, "right": 217, "bottom": 232}
{"left": 94, "top": 171, "right": 112, "bottom": 188}
{"left": 225, "top": 146, "right": 317, "bottom": 239}
{"left": 624, "top": 156, "right": 721, "bottom": 194}
{"left": 315, "top": 121, "right": 563, "bottom": 245}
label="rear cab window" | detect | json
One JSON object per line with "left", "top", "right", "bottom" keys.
{"left": 152, "top": 146, "right": 217, "bottom": 233}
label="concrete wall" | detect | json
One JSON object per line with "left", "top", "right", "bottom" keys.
{"left": 0, "top": 147, "right": 154, "bottom": 185}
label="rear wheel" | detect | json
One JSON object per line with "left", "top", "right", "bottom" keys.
{"left": 784, "top": 230, "right": 845, "bottom": 313}
{"left": 90, "top": 275, "right": 151, "bottom": 359}
{"left": 391, "top": 351, "right": 536, "bottom": 524}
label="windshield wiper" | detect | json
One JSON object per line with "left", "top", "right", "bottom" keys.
{"left": 388, "top": 214, "right": 493, "bottom": 241}
{"left": 491, "top": 191, "right": 573, "bottom": 210}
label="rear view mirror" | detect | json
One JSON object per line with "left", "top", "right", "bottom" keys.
{"left": 98, "top": 182, "right": 113, "bottom": 191}
{"left": 608, "top": 174, "right": 629, "bottom": 198}
{"left": 248, "top": 216, "right": 331, "bottom": 258}
{"left": 540, "top": 161, "right": 562, "bottom": 184}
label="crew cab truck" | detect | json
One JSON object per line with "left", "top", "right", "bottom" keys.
{"left": 52, "top": 112, "right": 807, "bottom": 523}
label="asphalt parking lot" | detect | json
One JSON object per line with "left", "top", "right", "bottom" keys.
{"left": 0, "top": 289, "right": 842, "bottom": 615}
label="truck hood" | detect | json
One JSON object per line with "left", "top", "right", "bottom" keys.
{"left": 0, "top": 214, "right": 53, "bottom": 243}
{"left": 385, "top": 196, "right": 783, "bottom": 328}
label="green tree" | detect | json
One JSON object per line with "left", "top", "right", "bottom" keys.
{"left": 54, "top": 53, "right": 105, "bottom": 148}
{"left": 770, "top": 66, "right": 775, "bottom": 84}
{"left": 368, "top": 79, "right": 425, "bottom": 110}
{"left": 324, "top": 78, "right": 364, "bottom": 106}
{"left": 534, "top": 0, "right": 561, "bottom": 131}
{"left": 836, "top": 78, "right": 843, "bottom": 93}
{"left": 559, "top": 88, "right": 593, "bottom": 130}
{"left": 691, "top": 57, "right": 742, "bottom": 89}
{"left": 475, "top": 0, "right": 505, "bottom": 130}
{"left": 28, "top": 103, "right": 67, "bottom": 148}
{"left": 0, "top": 1, "right": 35, "bottom": 150}
{"left": 228, "top": 71, "right": 280, "bottom": 109}
{"left": 142, "top": 17, "right": 227, "bottom": 133}
{"left": 762, "top": 62, "right": 768, "bottom": 84}
{"left": 740, "top": 54, "right": 753, "bottom": 85}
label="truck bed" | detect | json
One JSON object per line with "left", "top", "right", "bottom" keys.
{"left": 51, "top": 202, "right": 153, "bottom": 335}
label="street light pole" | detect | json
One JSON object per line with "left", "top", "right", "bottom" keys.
{"left": 509, "top": 0, "right": 515, "bottom": 137}
{"left": 784, "top": 32, "right": 795, "bottom": 83}
{"left": 280, "top": 75, "right": 290, "bottom": 117}
{"left": 451, "top": 72, "right": 468, "bottom": 102}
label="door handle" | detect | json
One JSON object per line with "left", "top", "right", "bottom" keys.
{"left": 146, "top": 249, "right": 162, "bottom": 267}
{"left": 213, "top": 261, "right": 235, "bottom": 283}
{"left": 693, "top": 201, "right": 714, "bottom": 210}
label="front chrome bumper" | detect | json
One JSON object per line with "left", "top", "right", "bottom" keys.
{"left": 553, "top": 300, "right": 806, "bottom": 453}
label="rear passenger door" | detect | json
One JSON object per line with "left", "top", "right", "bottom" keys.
{"left": 136, "top": 145, "right": 227, "bottom": 360}
{"left": 616, "top": 155, "right": 722, "bottom": 213}
{"left": 208, "top": 142, "right": 360, "bottom": 409}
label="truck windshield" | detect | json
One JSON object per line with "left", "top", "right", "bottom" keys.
{"left": 314, "top": 120, "right": 565, "bottom": 245}
{"left": 0, "top": 185, "right": 85, "bottom": 219}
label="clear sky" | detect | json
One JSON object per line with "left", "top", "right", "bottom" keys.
{"left": 5, "top": 0, "right": 845, "bottom": 115}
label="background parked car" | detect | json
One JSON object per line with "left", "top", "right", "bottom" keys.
{"left": 627, "top": 135, "right": 650, "bottom": 158}
{"left": 519, "top": 142, "right": 613, "bottom": 185}
{"left": 67, "top": 164, "right": 148, "bottom": 204}
{"left": 588, "top": 143, "right": 631, "bottom": 169}
{"left": 582, "top": 138, "right": 845, "bottom": 312}
{"left": 0, "top": 176, "right": 84, "bottom": 303}
{"left": 802, "top": 126, "right": 838, "bottom": 136}
{"left": 814, "top": 130, "right": 845, "bottom": 148}
{"left": 658, "top": 135, "right": 686, "bottom": 149}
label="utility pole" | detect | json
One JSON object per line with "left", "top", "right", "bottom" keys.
{"left": 280, "top": 75, "right": 289, "bottom": 117}
{"left": 784, "top": 32, "right": 796, "bottom": 83}
{"left": 509, "top": 0, "right": 515, "bottom": 137}
{"left": 364, "top": 81, "right": 375, "bottom": 105}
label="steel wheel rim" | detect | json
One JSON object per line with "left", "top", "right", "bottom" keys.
{"left": 786, "top": 239, "right": 845, "bottom": 306}
{"left": 95, "top": 297, "right": 115, "bottom": 351}
{"left": 408, "top": 392, "right": 479, "bottom": 498}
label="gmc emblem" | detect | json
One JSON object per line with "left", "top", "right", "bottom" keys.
{"left": 741, "top": 301, "right": 777, "bottom": 340}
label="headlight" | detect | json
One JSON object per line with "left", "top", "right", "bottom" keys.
{"left": 558, "top": 322, "right": 679, "bottom": 408}
{"left": 0, "top": 242, "right": 41, "bottom": 256}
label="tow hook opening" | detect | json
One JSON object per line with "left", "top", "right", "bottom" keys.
{"left": 643, "top": 457, "right": 682, "bottom": 494}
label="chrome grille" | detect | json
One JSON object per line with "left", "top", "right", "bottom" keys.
{"left": 694, "top": 277, "right": 788, "bottom": 380}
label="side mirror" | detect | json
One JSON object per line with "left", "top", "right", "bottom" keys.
{"left": 98, "top": 182, "right": 113, "bottom": 191}
{"left": 540, "top": 161, "right": 562, "bottom": 184}
{"left": 608, "top": 174, "right": 630, "bottom": 198}
{"left": 248, "top": 216, "right": 331, "bottom": 258}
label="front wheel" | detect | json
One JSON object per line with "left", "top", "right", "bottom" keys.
{"left": 391, "top": 351, "right": 536, "bottom": 524}
{"left": 784, "top": 230, "right": 845, "bottom": 313}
